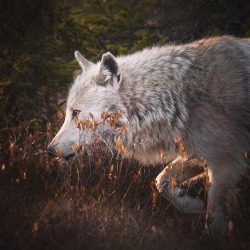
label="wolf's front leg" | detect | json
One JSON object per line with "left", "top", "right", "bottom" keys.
{"left": 156, "top": 157, "right": 205, "bottom": 214}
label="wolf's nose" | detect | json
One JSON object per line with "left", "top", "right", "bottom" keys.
{"left": 47, "top": 143, "right": 57, "bottom": 157}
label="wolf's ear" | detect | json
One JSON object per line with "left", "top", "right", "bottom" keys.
{"left": 74, "top": 51, "right": 93, "bottom": 71}
{"left": 99, "top": 52, "right": 122, "bottom": 87}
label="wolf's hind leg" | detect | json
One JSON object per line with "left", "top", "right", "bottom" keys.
{"left": 205, "top": 158, "right": 248, "bottom": 237}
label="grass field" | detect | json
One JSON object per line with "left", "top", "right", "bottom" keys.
{"left": 1, "top": 117, "right": 250, "bottom": 250}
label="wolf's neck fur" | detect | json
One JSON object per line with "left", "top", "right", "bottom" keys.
{"left": 117, "top": 46, "right": 194, "bottom": 163}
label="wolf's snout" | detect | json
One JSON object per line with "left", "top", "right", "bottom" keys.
{"left": 47, "top": 143, "right": 58, "bottom": 157}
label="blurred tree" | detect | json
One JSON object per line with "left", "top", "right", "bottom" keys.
{"left": 0, "top": 0, "right": 80, "bottom": 127}
{"left": 0, "top": 0, "right": 249, "bottom": 128}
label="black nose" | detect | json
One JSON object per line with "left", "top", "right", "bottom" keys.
{"left": 47, "top": 143, "right": 58, "bottom": 157}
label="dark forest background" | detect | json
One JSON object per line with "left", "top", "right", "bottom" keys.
{"left": 0, "top": 1, "right": 250, "bottom": 250}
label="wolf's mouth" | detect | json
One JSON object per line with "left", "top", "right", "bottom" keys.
{"left": 47, "top": 147, "right": 76, "bottom": 161}
{"left": 64, "top": 153, "right": 76, "bottom": 161}
{"left": 47, "top": 148, "right": 59, "bottom": 158}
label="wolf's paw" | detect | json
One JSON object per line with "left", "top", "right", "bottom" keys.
{"left": 155, "top": 166, "right": 170, "bottom": 193}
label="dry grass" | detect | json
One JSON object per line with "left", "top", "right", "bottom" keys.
{"left": 0, "top": 117, "right": 250, "bottom": 250}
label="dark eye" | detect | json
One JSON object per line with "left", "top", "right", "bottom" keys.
{"left": 117, "top": 74, "right": 121, "bottom": 82}
{"left": 72, "top": 109, "right": 81, "bottom": 119}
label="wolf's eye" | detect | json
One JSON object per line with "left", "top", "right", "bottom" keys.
{"left": 72, "top": 109, "right": 81, "bottom": 119}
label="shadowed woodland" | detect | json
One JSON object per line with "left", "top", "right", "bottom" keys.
{"left": 1, "top": 0, "right": 250, "bottom": 249}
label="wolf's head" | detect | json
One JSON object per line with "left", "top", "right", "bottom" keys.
{"left": 47, "top": 51, "right": 128, "bottom": 159}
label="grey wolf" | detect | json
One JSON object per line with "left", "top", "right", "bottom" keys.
{"left": 48, "top": 36, "right": 250, "bottom": 236}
